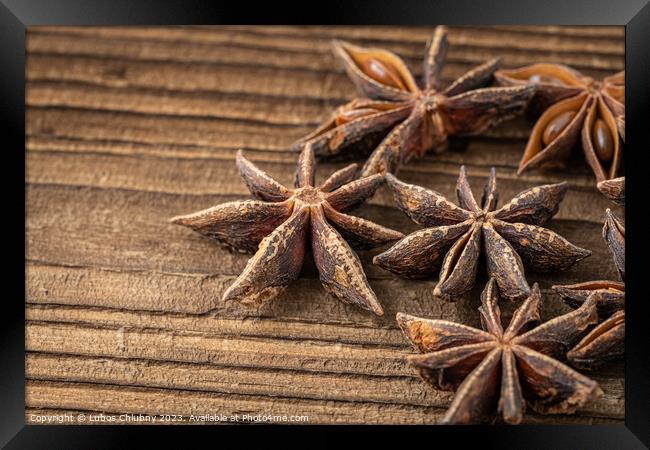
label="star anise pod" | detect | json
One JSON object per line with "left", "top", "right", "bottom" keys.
{"left": 553, "top": 209, "right": 625, "bottom": 368}
{"left": 567, "top": 307, "right": 625, "bottom": 370}
{"left": 374, "top": 166, "right": 590, "bottom": 301}
{"left": 171, "top": 147, "right": 404, "bottom": 315}
{"left": 597, "top": 176, "right": 625, "bottom": 205}
{"left": 496, "top": 64, "right": 624, "bottom": 182}
{"left": 292, "top": 26, "right": 535, "bottom": 177}
{"left": 397, "top": 278, "right": 602, "bottom": 424}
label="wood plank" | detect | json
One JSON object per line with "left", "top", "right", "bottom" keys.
{"left": 26, "top": 380, "right": 441, "bottom": 425}
{"left": 27, "top": 262, "right": 467, "bottom": 326}
{"left": 25, "top": 353, "right": 623, "bottom": 422}
{"left": 25, "top": 303, "right": 625, "bottom": 382}
{"left": 26, "top": 380, "right": 620, "bottom": 425}
{"left": 26, "top": 104, "right": 534, "bottom": 154}
{"left": 25, "top": 321, "right": 410, "bottom": 377}
{"left": 22, "top": 301, "right": 627, "bottom": 423}
{"left": 27, "top": 84, "right": 331, "bottom": 127}
{"left": 26, "top": 53, "right": 621, "bottom": 116}
{"left": 25, "top": 149, "right": 624, "bottom": 218}
{"left": 26, "top": 30, "right": 624, "bottom": 72}
{"left": 26, "top": 81, "right": 538, "bottom": 135}
{"left": 28, "top": 275, "right": 617, "bottom": 346}
{"left": 30, "top": 25, "right": 624, "bottom": 41}
{"left": 25, "top": 128, "right": 610, "bottom": 192}
{"left": 26, "top": 54, "right": 357, "bottom": 101}
{"left": 25, "top": 407, "right": 621, "bottom": 425}
{"left": 26, "top": 105, "right": 624, "bottom": 193}
{"left": 26, "top": 303, "right": 408, "bottom": 346}
{"left": 28, "top": 26, "right": 624, "bottom": 64}
{"left": 26, "top": 353, "right": 440, "bottom": 407}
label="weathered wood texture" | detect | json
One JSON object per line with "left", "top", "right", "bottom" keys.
{"left": 25, "top": 26, "right": 625, "bottom": 424}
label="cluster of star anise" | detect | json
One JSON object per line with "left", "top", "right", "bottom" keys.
{"left": 553, "top": 209, "right": 625, "bottom": 369}
{"left": 170, "top": 27, "right": 625, "bottom": 425}
{"left": 291, "top": 26, "right": 624, "bottom": 189}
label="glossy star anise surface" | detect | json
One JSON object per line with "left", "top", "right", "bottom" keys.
{"left": 553, "top": 209, "right": 625, "bottom": 368}
{"left": 496, "top": 64, "right": 624, "bottom": 182}
{"left": 374, "top": 166, "right": 591, "bottom": 301}
{"left": 292, "top": 26, "right": 535, "bottom": 177}
{"left": 397, "top": 278, "right": 602, "bottom": 424}
{"left": 171, "top": 147, "right": 404, "bottom": 315}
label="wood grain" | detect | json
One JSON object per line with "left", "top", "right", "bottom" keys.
{"left": 25, "top": 25, "right": 625, "bottom": 425}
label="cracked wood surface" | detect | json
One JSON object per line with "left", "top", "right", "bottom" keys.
{"left": 25, "top": 25, "right": 625, "bottom": 424}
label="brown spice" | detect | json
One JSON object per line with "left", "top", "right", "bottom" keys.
{"left": 597, "top": 176, "right": 625, "bottom": 205}
{"left": 374, "top": 166, "right": 590, "bottom": 301}
{"left": 568, "top": 307, "right": 625, "bottom": 369}
{"left": 293, "top": 26, "right": 535, "bottom": 177}
{"left": 398, "top": 279, "right": 602, "bottom": 424}
{"left": 496, "top": 64, "right": 624, "bottom": 182}
{"left": 553, "top": 209, "right": 625, "bottom": 368}
{"left": 171, "top": 146, "right": 403, "bottom": 315}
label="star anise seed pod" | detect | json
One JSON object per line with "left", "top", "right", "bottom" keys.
{"left": 567, "top": 307, "right": 624, "bottom": 370}
{"left": 597, "top": 176, "right": 625, "bottom": 205}
{"left": 553, "top": 209, "right": 625, "bottom": 368}
{"left": 374, "top": 166, "right": 590, "bottom": 301}
{"left": 171, "top": 147, "right": 404, "bottom": 315}
{"left": 553, "top": 280, "right": 625, "bottom": 319}
{"left": 496, "top": 64, "right": 624, "bottom": 182}
{"left": 293, "top": 26, "right": 535, "bottom": 177}
{"left": 397, "top": 278, "right": 602, "bottom": 425}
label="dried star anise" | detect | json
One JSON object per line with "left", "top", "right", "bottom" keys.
{"left": 597, "top": 176, "right": 625, "bottom": 205}
{"left": 397, "top": 278, "right": 602, "bottom": 424}
{"left": 293, "top": 26, "right": 535, "bottom": 177}
{"left": 496, "top": 64, "right": 624, "bottom": 182}
{"left": 374, "top": 166, "right": 591, "bottom": 301}
{"left": 567, "top": 307, "right": 625, "bottom": 370}
{"left": 553, "top": 209, "right": 625, "bottom": 368}
{"left": 171, "top": 147, "right": 404, "bottom": 315}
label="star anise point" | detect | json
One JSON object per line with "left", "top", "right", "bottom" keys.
{"left": 597, "top": 176, "right": 625, "bottom": 205}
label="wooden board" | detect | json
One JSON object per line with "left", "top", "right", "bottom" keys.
{"left": 25, "top": 25, "right": 625, "bottom": 425}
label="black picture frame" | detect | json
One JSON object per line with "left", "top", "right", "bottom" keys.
{"left": 3, "top": 0, "right": 649, "bottom": 447}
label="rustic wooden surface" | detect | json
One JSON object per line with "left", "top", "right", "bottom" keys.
{"left": 25, "top": 25, "right": 625, "bottom": 425}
